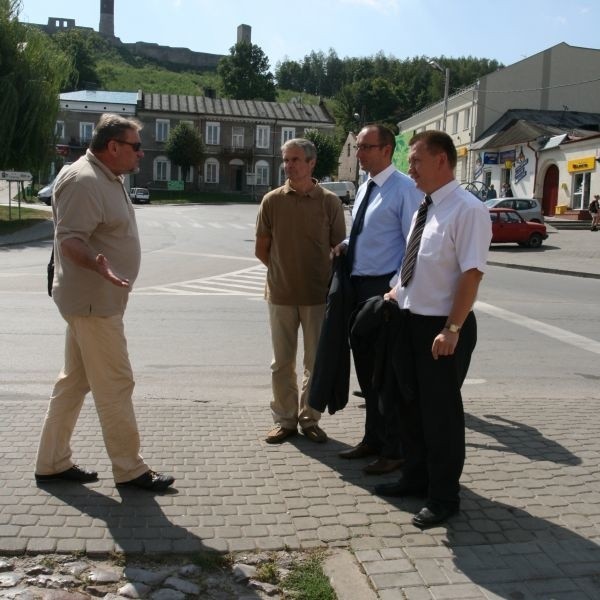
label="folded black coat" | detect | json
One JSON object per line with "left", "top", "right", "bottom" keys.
{"left": 350, "top": 296, "right": 414, "bottom": 415}
{"left": 308, "top": 255, "right": 354, "bottom": 415}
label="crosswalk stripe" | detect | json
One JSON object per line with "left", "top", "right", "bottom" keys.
{"left": 135, "top": 264, "right": 267, "bottom": 297}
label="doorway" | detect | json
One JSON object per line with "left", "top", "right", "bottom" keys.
{"left": 542, "top": 164, "right": 559, "bottom": 216}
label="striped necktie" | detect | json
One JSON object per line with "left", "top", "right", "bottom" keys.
{"left": 400, "top": 195, "right": 432, "bottom": 287}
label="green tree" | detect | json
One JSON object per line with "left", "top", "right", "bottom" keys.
{"left": 0, "top": 0, "right": 72, "bottom": 171}
{"left": 52, "top": 29, "right": 100, "bottom": 91}
{"left": 304, "top": 129, "right": 340, "bottom": 180}
{"left": 217, "top": 41, "right": 276, "bottom": 101}
{"left": 164, "top": 122, "right": 204, "bottom": 183}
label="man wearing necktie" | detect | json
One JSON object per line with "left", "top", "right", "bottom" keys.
{"left": 377, "top": 130, "right": 492, "bottom": 529}
{"left": 333, "top": 125, "right": 421, "bottom": 474}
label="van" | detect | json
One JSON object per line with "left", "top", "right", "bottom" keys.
{"left": 37, "top": 180, "right": 55, "bottom": 206}
{"left": 129, "top": 187, "right": 151, "bottom": 204}
{"left": 319, "top": 181, "right": 356, "bottom": 205}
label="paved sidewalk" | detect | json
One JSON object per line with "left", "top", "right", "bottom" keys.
{"left": 2, "top": 219, "right": 600, "bottom": 598}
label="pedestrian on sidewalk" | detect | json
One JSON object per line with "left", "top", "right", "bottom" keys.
{"left": 35, "top": 114, "right": 175, "bottom": 492}
{"left": 255, "top": 138, "right": 346, "bottom": 445}
{"left": 376, "top": 130, "right": 492, "bottom": 529}
{"left": 318, "top": 124, "right": 420, "bottom": 475}
{"left": 589, "top": 194, "right": 600, "bottom": 231}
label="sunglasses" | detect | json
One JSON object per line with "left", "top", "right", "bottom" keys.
{"left": 114, "top": 140, "right": 142, "bottom": 152}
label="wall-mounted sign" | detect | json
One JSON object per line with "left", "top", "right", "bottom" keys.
{"left": 499, "top": 150, "right": 516, "bottom": 163}
{"left": 483, "top": 153, "right": 498, "bottom": 164}
{"left": 567, "top": 157, "right": 596, "bottom": 173}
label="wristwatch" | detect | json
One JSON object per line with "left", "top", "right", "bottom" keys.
{"left": 445, "top": 323, "right": 461, "bottom": 333}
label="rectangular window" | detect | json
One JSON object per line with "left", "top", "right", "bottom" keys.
{"left": 281, "top": 127, "right": 295, "bottom": 145}
{"left": 206, "top": 162, "right": 218, "bottom": 183}
{"left": 256, "top": 164, "right": 269, "bottom": 185}
{"left": 256, "top": 125, "right": 270, "bottom": 149}
{"left": 177, "top": 166, "right": 194, "bottom": 183}
{"left": 156, "top": 119, "right": 170, "bottom": 142}
{"left": 206, "top": 122, "right": 220, "bottom": 145}
{"left": 451, "top": 113, "right": 459, "bottom": 134}
{"left": 156, "top": 160, "right": 168, "bottom": 181}
{"left": 80, "top": 122, "right": 94, "bottom": 143}
{"left": 55, "top": 121, "right": 65, "bottom": 140}
{"left": 572, "top": 172, "right": 591, "bottom": 210}
{"left": 464, "top": 108, "right": 471, "bottom": 130}
{"left": 232, "top": 127, "right": 244, "bottom": 148}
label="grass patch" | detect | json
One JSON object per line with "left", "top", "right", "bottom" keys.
{"left": 255, "top": 560, "right": 279, "bottom": 584}
{"left": 0, "top": 205, "right": 52, "bottom": 236}
{"left": 282, "top": 551, "right": 336, "bottom": 600}
{"left": 191, "top": 551, "right": 233, "bottom": 571}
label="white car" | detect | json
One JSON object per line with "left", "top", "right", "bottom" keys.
{"left": 319, "top": 181, "right": 356, "bottom": 205}
{"left": 485, "top": 198, "right": 544, "bottom": 223}
{"left": 129, "top": 187, "right": 150, "bottom": 204}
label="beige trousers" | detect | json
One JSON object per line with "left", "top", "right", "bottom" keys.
{"left": 268, "top": 303, "right": 325, "bottom": 430}
{"left": 35, "top": 314, "right": 149, "bottom": 483}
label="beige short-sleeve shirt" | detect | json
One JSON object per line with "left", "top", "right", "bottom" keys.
{"left": 256, "top": 181, "right": 346, "bottom": 305}
{"left": 52, "top": 150, "right": 141, "bottom": 317}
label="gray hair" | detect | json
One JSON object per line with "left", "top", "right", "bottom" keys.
{"left": 90, "top": 113, "right": 142, "bottom": 152}
{"left": 281, "top": 138, "right": 317, "bottom": 161}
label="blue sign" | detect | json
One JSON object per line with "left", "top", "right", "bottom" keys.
{"left": 483, "top": 153, "right": 498, "bottom": 165}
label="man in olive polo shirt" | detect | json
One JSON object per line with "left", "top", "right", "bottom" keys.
{"left": 35, "top": 113, "right": 174, "bottom": 492}
{"left": 255, "top": 138, "right": 346, "bottom": 444}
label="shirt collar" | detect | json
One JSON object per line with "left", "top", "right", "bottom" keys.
{"left": 369, "top": 163, "right": 397, "bottom": 188}
{"left": 284, "top": 177, "right": 319, "bottom": 196}
{"left": 86, "top": 149, "right": 124, "bottom": 183}
{"left": 429, "top": 179, "right": 460, "bottom": 206}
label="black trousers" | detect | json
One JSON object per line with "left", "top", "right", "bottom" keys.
{"left": 350, "top": 273, "right": 402, "bottom": 458}
{"left": 398, "top": 311, "right": 477, "bottom": 509}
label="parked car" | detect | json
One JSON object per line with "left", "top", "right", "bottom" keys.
{"left": 37, "top": 180, "right": 55, "bottom": 206}
{"left": 485, "top": 197, "right": 544, "bottom": 223}
{"left": 489, "top": 208, "right": 548, "bottom": 248}
{"left": 319, "top": 181, "right": 356, "bottom": 205}
{"left": 129, "top": 187, "right": 150, "bottom": 204}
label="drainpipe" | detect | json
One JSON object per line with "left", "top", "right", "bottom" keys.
{"left": 527, "top": 141, "right": 539, "bottom": 198}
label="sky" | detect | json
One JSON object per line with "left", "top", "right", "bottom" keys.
{"left": 17, "top": 0, "right": 599, "bottom": 72}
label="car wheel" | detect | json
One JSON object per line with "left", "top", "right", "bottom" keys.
{"left": 528, "top": 233, "right": 543, "bottom": 248}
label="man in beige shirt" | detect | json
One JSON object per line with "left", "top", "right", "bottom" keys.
{"left": 255, "top": 138, "right": 346, "bottom": 444}
{"left": 35, "top": 114, "right": 174, "bottom": 492}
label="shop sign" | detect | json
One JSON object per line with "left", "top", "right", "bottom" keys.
{"left": 567, "top": 157, "right": 596, "bottom": 173}
{"left": 483, "top": 152, "right": 498, "bottom": 164}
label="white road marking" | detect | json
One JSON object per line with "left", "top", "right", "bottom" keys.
{"left": 476, "top": 301, "right": 600, "bottom": 355}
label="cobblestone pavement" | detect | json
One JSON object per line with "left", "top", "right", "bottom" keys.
{"left": 1, "top": 395, "right": 600, "bottom": 599}
{"left": 3, "top": 218, "right": 600, "bottom": 598}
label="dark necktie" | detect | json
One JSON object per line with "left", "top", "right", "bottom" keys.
{"left": 400, "top": 195, "right": 432, "bottom": 287}
{"left": 346, "top": 179, "right": 376, "bottom": 270}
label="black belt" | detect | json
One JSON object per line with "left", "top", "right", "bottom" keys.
{"left": 350, "top": 271, "right": 395, "bottom": 282}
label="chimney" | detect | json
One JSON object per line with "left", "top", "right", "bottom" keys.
{"left": 99, "top": 0, "right": 115, "bottom": 37}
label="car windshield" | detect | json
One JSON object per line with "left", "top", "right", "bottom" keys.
{"left": 484, "top": 200, "right": 498, "bottom": 208}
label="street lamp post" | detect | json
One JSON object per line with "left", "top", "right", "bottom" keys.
{"left": 429, "top": 60, "right": 450, "bottom": 132}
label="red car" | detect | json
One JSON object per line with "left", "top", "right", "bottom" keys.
{"left": 489, "top": 208, "right": 548, "bottom": 248}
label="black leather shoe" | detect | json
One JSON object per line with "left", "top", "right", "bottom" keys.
{"left": 117, "top": 470, "right": 175, "bottom": 492}
{"left": 338, "top": 443, "right": 376, "bottom": 459}
{"left": 363, "top": 457, "right": 404, "bottom": 475}
{"left": 412, "top": 505, "right": 458, "bottom": 529}
{"left": 35, "top": 465, "right": 98, "bottom": 483}
{"left": 374, "top": 479, "right": 427, "bottom": 497}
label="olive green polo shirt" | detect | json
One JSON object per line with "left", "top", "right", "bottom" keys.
{"left": 256, "top": 180, "right": 346, "bottom": 305}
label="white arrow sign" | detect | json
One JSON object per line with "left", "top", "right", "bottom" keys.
{"left": 0, "top": 170, "right": 33, "bottom": 182}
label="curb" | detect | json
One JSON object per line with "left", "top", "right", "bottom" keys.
{"left": 0, "top": 220, "right": 53, "bottom": 247}
{"left": 323, "top": 549, "right": 378, "bottom": 600}
{"left": 487, "top": 260, "right": 600, "bottom": 279}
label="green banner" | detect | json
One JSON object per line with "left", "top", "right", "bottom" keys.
{"left": 167, "top": 180, "right": 184, "bottom": 191}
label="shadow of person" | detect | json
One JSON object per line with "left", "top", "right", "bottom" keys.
{"left": 465, "top": 413, "right": 582, "bottom": 466}
{"left": 445, "top": 488, "right": 600, "bottom": 599}
{"left": 36, "top": 482, "right": 207, "bottom": 555}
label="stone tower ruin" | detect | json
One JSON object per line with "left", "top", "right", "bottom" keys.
{"left": 99, "top": 0, "right": 115, "bottom": 37}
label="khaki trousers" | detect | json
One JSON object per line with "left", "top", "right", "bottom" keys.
{"left": 268, "top": 303, "right": 325, "bottom": 430}
{"left": 35, "top": 314, "right": 149, "bottom": 483}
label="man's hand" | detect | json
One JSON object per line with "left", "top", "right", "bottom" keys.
{"left": 96, "top": 254, "right": 130, "bottom": 288}
{"left": 431, "top": 329, "right": 459, "bottom": 359}
{"left": 331, "top": 241, "right": 348, "bottom": 259}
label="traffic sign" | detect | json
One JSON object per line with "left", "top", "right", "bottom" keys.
{"left": 167, "top": 180, "right": 184, "bottom": 191}
{"left": 0, "top": 170, "right": 33, "bottom": 182}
